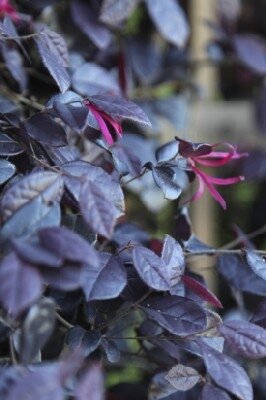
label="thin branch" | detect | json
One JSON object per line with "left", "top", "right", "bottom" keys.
{"left": 9, "top": 336, "right": 17, "bottom": 364}
{"left": 104, "top": 335, "right": 183, "bottom": 342}
{"left": 0, "top": 32, "right": 39, "bottom": 41}
{"left": 56, "top": 312, "right": 73, "bottom": 329}
{"left": 122, "top": 168, "right": 148, "bottom": 186}
{"left": 184, "top": 248, "right": 266, "bottom": 257}
{"left": 100, "top": 290, "right": 152, "bottom": 330}
{"left": 15, "top": 94, "right": 44, "bottom": 111}
{"left": 221, "top": 225, "right": 266, "bottom": 250}
{"left": 30, "top": 154, "right": 60, "bottom": 173}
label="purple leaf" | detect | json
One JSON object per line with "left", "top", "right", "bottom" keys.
{"left": 0, "top": 16, "right": 19, "bottom": 43}
{"left": 201, "top": 383, "right": 232, "bottom": 400}
{"left": 72, "top": 62, "right": 119, "bottom": 96}
{"left": 217, "top": 0, "right": 241, "bottom": 22}
{"left": 218, "top": 254, "right": 266, "bottom": 296}
{"left": 128, "top": 37, "right": 162, "bottom": 85}
{"left": 81, "top": 253, "right": 127, "bottom": 301}
{"left": 0, "top": 159, "right": 16, "bottom": 185}
{"left": 148, "top": 372, "right": 179, "bottom": 400}
{"left": 165, "top": 364, "right": 201, "bottom": 391}
{"left": 132, "top": 246, "right": 171, "bottom": 291}
{"left": 0, "top": 253, "right": 42, "bottom": 316}
{"left": 113, "top": 222, "right": 149, "bottom": 246}
{"left": 46, "top": 90, "right": 83, "bottom": 108}
{"left": 71, "top": 0, "right": 112, "bottom": 49}
{"left": 255, "top": 84, "right": 266, "bottom": 135}
{"left": 42, "top": 264, "right": 83, "bottom": 291}
{"left": 101, "top": 338, "right": 120, "bottom": 363}
{"left": 200, "top": 343, "right": 253, "bottom": 400}
{"left": 154, "top": 96, "right": 188, "bottom": 131}
{"left": 141, "top": 295, "right": 207, "bottom": 336}
{"left": 38, "top": 226, "right": 99, "bottom": 267}
{"left": 35, "top": 36, "right": 70, "bottom": 93}
{"left": 1, "top": 44, "right": 27, "bottom": 92}
{"left": 0, "top": 171, "right": 63, "bottom": 222}
{"left": 234, "top": 34, "right": 266, "bottom": 75}
{"left": 182, "top": 275, "right": 223, "bottom": 309}
{"left": 35, "top": 23, "right": 69, "bottom": 67}
{"left": 53, "top": 100, "right": 88, "bottom": 133}
{"left": 145, "top": 162, "right": 183, "bottom": 200}
{"left": 176, "top": 137, "right": 212, "bottom": 158}
{"left": 11, "top": 238, "right": 62, "bottom": 267}
{"left": 218, "top": 320, "right": 266, "bottom": 359}
{"left": 1, "top": 201, "right": 61, "bottom": 239}
{"left": 88, "top": 94, "right": 151, "bottom": 127}
{"left": 245, "top": 250, "right": 266, "bottom": 281}
{"left": 66, "top": 326, "right": 101, "bottom": 356}
{"left": 46, "top": 145, "right": 80, "bottom": 166}
{"left": 19, "top": 298, "right": 56, "bottom": 364}
{"left": 100, "top": 0, "right": 140, "bottom": 27}
{"left": 0, "top": 17, "right": 27, "bottom": 56}
{"left": 0, "top": 133, "right": 23, "bottom": 156}
{"left": 138, "top": 319, "right": 164, "bottom": 337}
{"left": 250, "top": 301, "right": 266, "bottom": 328}
{"left": 161, "top": 234, "right": 184, "bottom": 286}
{"left": 112, "top": 144, "right": 143, "bottom": 177}
{"left": 146, "top": 0, "right": 189, "bottom": 48}
{"left": 62, "top": 161, "right": 124, "bottom": 214}
{"left": 121, "top": 265, "right": 148, "bottom": 302}
{"left": 6, "top": 365, "right": 64, "bottom": 400}
{"left": 176, "top": 206, "right": 192, "bottom": 241}
{"left": 0, "top": 367, "right": 22, "bottom": 399}
{"left": 80, "top": 180, "right": 120, "bottom": 238}
{"left": 24, "top": 113, "right": 67, "bottom": 147}
{"left": 155, "top": 141, "right": 179, "bottom": 164}
{"left": 58, "top": 348, "right": 84, "bottom": 384}
{"left": 75, "top": 363, "right": 105, "bottom": 400}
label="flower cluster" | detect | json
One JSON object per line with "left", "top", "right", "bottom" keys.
{"left": 177, "top": 138, "right": 247, "bottom": 209}
{"left": 84, "top": 101, "right": 122, "bottom": 145}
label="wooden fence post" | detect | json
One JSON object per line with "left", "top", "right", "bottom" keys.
{"left": 189, "top": 0, "right": 218, "bottom": 290}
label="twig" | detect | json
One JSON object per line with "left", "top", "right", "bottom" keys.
{"left": 15, "top": 94, "right": 44, "bottom": 111}
{"left": 100, "top": 290, "right": 152, "bottom": 330}
{"left": 184, "top": 248, "right": 266, "bottom": 257}
{"left": 104, "top": 335, "right": 183, "bottom": 342}
{"left": 30, "top": 154, "right": 60, "bottom": 172}
{"left": 0, "top": 32, "right": 39, "bottom": 41}
{"left": 56, "top": 312, "right": 73, "bottom": 329}
{"left": 221, "top": 225, "right": 266, "bottom": 250}
{"left": 9, "top": 336, "right": 17, "bottom": 364}
{"left": 122, "top": 169, "right": 148, "bottom": 186}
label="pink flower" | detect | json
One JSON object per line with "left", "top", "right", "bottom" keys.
{"left": 85, "top": 101, "right": 122, "bottom": 145}
{"left": 176, "top": 137, "right": 247, "bottom": 210}
{"left": 0, "top": 0, "right": 19, "bottom": 22}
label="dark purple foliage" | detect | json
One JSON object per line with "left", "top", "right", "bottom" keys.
{"left": 200, "top": 383, "right": 232, "bottom": 400}
{"left": 146, "top": 0, "right": 189, "bottom": 48}
{"left": 24, "top": 113, "right": 68, "bottom": 146}
{"left": 71, "top": 0, "right": 112, "bottom": 49}
{"left": 82, "top": 253, "right": 127, "bottom": 301}
{"left": 133, "top": 246, "right": 172, "bottom": 290}
{"left": 200, "top": 343, "right": 253, "bottom": 400}
{"left": 75, "top": 363, "right": 105, "bottom": 400}
{"left": 0, "top": 253, "right": 42, "bottom": 316}
{"left": 0, "top": 2, "right": 265, "bottom": 399}
{"left": 218, "top": 320, "right": 266, "bottom": 359}
{"left": 141, "top": 295, "right": 207, "bottom": 335}
{"left": 35, "top": 35, "right": 70, "bottom": 93}
{"left": 234, "top": 35, "right": 266, "bottom": 75}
